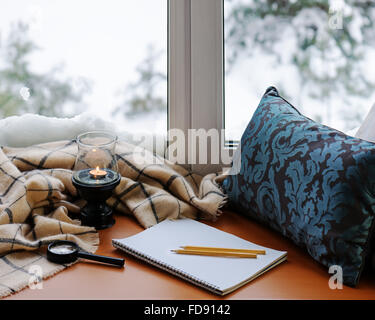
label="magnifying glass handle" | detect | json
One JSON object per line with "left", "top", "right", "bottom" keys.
{"left": 77, "top": 251, "right": 125, "bottom": 267}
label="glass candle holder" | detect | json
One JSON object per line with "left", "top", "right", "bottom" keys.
{"left": 72, "top": 131, "right": 121, "bottom": 229}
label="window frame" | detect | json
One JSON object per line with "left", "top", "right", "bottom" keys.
{"left": 168, "top": 0, "right": 230, "bottom": 175}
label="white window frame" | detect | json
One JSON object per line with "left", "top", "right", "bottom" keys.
{"left": 169, "top": 0, "right": 230, "bottom": 175}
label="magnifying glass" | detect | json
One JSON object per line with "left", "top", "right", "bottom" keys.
{"left": 47, "top": 240, "right": 124, "bottom": 267}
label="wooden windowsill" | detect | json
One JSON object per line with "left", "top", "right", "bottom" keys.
{"left": 5, "top": 210, "right": 375, "bottom": 300}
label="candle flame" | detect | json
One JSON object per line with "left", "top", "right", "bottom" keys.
{"left": 89, "top": 166, "right": 107, "bottom": 179}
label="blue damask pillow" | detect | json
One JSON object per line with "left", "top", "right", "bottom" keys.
{"left": 222, "top": 86, "right": 375, "bottom": 286}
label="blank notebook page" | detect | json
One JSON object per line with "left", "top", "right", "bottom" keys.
{"left": 112, "top": 218, "right": 287, "bottom": 295}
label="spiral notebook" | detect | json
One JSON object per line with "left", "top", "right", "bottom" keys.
{"left": 112, "top": 218, "right": 287, "bottom": 295}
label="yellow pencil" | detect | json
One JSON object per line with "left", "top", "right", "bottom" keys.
{"left": 180, "top": 246, "right": 266, "bottom": 255}
{"left": 171, "top": 249, "right": 257, "bottom": 258}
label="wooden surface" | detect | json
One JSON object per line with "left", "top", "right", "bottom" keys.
{"left": 5, "top": 210, "right": 375, "bottom": 300}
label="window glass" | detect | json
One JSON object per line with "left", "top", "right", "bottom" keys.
{"left": 224, "top": 0, "right": 375, "bottom": 141}
{"left": 0, "top": 0, "right": 167, "bottom": 134}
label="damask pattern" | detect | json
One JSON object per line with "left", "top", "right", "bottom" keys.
{"left": 222, "top": 86, "right": 375, "bottom": 286}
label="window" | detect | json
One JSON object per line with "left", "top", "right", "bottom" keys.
{"left": 224, "top": 0, "right": 375, "bottom": 142}
{"left": 0, "top": 0, "right": 167, "bottom": 134}
{"left": 3, "top": 1, "right": 373, "bottom": 173}
{"left": 169, "top": 0, "right": 375, "bottom": 173}
{"left": 171, "top": 0, "right": 375, "bottom": 171}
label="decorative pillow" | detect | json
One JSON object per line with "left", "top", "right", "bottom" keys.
{"left": 222, "top": 86, "right": 375, "bottom": 286}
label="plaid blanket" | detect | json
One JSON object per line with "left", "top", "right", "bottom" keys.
{"left": 0, "top": 140, "right": 226, "bottom": 298}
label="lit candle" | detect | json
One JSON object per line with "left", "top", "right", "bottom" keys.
{"left": 89, "top": 166, "right": 107, "bottom": 179}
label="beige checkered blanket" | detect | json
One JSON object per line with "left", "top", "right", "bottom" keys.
{"left": 0, "top": 140, "right": 226, "bottom": 298}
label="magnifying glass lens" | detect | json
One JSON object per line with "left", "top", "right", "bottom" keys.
{"left": 47, "top": 240, "right": 79, "bottom": 264}
{"left": 49, "top": 244, "right": 76, "bottom": 255}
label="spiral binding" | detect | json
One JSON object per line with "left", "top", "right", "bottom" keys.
{"left": 112, "top": 240, "right": 222, "bottom": 295}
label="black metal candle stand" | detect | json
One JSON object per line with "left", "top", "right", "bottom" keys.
{"left": 72, "top": 169, "right": 121, "bottom": 230}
